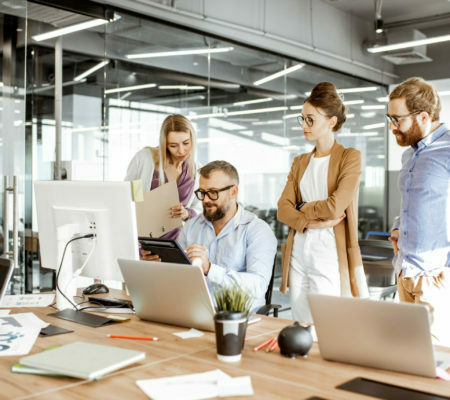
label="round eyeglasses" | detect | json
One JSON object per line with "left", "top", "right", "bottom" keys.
{"left": 297, "top": 115, "right": 315, "bottom": 127}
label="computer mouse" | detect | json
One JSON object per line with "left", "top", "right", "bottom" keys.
{"left": 82, "top": 283, "right": 109, "bottom": 295}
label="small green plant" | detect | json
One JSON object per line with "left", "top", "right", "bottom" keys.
{"left": 213, "top": 284, "right": 253, "bottom": 315}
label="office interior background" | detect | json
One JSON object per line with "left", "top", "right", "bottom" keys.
{"left": 1, "top": 0, "right": 449, "bottom": 297}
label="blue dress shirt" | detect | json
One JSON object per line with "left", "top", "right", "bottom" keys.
{"left": 178, "top": 205, "right": 277, "bottom": 311}
{"left": 392, "top": 123, "right": 450, "bottom": 277}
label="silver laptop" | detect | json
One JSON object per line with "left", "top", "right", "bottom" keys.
{"left": 0, "top": 257, "right": 14, "bottom": 302}
{"left": 308, "top": 294, "right": 440, "bottom": 377}
{"left": 118, "top": 258, "right": 215, "bottom": 331}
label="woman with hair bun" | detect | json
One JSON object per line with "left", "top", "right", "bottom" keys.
{"left": 126, "top": 114, "right": 201, "bottom": 241}
{"left": 277, "top": 82, "right": 368, "bottom": 323}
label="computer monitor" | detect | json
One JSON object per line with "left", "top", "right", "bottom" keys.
{"left": 34, "top": 181, "right": 139, "bottom": 309}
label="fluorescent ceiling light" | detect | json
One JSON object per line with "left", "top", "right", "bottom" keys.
{"left": 32, "top": 19, "right": 108, "bottom": 41}
{"left": 105, "top": 83, "right": 157, "bottom": 94}
{"left": 343, "top": 100, "right": 364, "bottom": 105}
{"left": 283, "top": 145, "right": 301, "bottom": 151}
{"left": 208, "top": 118, "right": 245, "bottom": 131}
{"left": 340, "top": 131, "right": 379, "bottom": 137}
{"left": 305, "top": 87, "right": 377, "bottom": 95}
{"left": 239, "top": 130, "right": 254, "bottom": 137}
{"left": 126, "top": 47, "right": 234, "bottom": 59}
{"left": 254, "top": 64, "right": 304, "bottom": 86}
{"left": 290, "top": 105, "right": 303, "bottom": 110}
{"left": 158, "top": 85, "right": 204, "bottom": 90}
{"left": 361, "top": 105, "right": 386, "bottom": 110}
{"left": 439, "top": 90, "right": 450, "bottom": 96}
{"left": 347, "top": 113, "right": 355, "bottom": 119}
{"left": 252, "top": 120, "right": 282, "bottom": 126}
{"left": 74, "top": 60, "right": 109, "bottom": 82}
{"left": 362, "top": 123, "right": 385, "bottom": 130}
{"left": 191, "top": 106, "right": 288, "bottom": 120}
{"left": 367, "top": 34, "right": 450, "bottom": 53}
{"left": 291, "top": 126, "right": 302, "bottom": 131}
{"left": 233, "top": 98, "right": 272, "bottom": 106}
{"left": 261, "top": 132, "right": 290, "bottom": 146}
{"left": 283, "top": 113, "right": 302, "bottom": 119}
{"left": 154, "top": 95, "right": 205, "bottom": 105}
{"left": 377, "top": 97, "right": 389, "bottom": 102}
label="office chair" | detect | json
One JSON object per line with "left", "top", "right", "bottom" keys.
{"left": 256, "top": 256, "right": 282, "bottom": 317}
{"left": 359, "top": 239, "right": 397, "bottom": 300}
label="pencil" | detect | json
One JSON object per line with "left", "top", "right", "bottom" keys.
{"left": 253, "top": 337, "right": 274, "bottom": 352}
{"left": 107, "top": 334, "right": 159, "bottom": 341}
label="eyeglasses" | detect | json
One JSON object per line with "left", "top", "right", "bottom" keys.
{"left": 297, "top": 115, "right": 315, "bottom": 127}
{"left": 194, "top": 185, "right": 234, "bottom": 201}
{"left": 385, "top": 111, "right": 421, "bottom": 128}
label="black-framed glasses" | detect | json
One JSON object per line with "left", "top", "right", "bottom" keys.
{"left": 297, "top": 115, "right": 315, "bottom": 127}
{"left": 194, "top": 185, "right": 234, "bottom": 201}
{"left": 385, "top": 111, "right": 421, "bottom": 128}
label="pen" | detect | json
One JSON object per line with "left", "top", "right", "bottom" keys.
{"left": 253, "top": 337, "right": 274, "bottom": 352}
{"left": 107, "top": 334, "right": 159, "bottom": 341}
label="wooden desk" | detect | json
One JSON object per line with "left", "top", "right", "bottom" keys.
{"left": 1, "top": 306, "right": 449, "bottom": 400}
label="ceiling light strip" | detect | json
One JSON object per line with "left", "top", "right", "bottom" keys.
{"left": 233, "top": 98, "right": 272, "bottom": 106}
{"left": 74, "top": 60, "right": 109, "bottom": 82}
{"left": 254, "top": 64, "right": 304, "bottom": 86}
{"left": 105, "top": 83, "right": 157, "bottom": 94}
{"left": 126, "top": 47, "right": 234, "bottom": 59}
{"left": 367, "top": 34, "right": 450, "bottom": 53}
{"left": 32, "top": 19, "right": 108, "bottom": 41}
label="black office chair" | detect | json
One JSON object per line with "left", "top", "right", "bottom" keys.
{"left": 256, "top": 256, "right": 282, "bottom": 317}
{"left": 359, "top": 239, "right": 397, "bottom": 300}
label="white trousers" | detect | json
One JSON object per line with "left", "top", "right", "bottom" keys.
{"left": 289, "top": 229, "right": 340, "bottom": 324}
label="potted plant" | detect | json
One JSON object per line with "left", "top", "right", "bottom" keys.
{"left": 213, "top": 284, "right": 253, "bottom": 362}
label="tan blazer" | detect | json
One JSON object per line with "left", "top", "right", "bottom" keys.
{"left": 277, "top": 140, "right": 368, "bottom": 297}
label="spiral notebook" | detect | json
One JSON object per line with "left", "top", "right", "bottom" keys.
{"left": 19, "top": 341, "right": 145, "bottom": 380}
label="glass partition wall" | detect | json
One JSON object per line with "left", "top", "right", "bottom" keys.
{"left": 11, "top": 2, "right": 388, "bottom": 292}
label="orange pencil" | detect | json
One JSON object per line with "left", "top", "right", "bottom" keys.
{"left": 107, "top": 334, "right": 159, "bottom": 341}
{"left": 268, "top": 340, "right": 278, "bottom": 352}
{"left": 265, "top": 337, "right": 277, "bottom": 352}
{"left": 253, "top": 337, "right": 274, "bottom": 352}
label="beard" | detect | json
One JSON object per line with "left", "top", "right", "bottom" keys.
{"left": 203, "top": 202, "right": 230, "bottom": 222}
{"left": 392, "top": 118, "right": 424, "bottom": 147}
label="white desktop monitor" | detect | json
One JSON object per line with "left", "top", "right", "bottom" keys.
{"left": 34, "top": 181, "right": 139, "bottom": 282}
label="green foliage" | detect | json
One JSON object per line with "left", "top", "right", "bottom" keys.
{"left": 213, "top": 284, "right": 253, "bottom": 315}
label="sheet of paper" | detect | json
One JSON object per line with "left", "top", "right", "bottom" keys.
{"left": 172, "top": 328, "right": 204, "bottom": 339}
{"left": 137, "top": 369, "right": 253, "bottom": 400}
{"left": 0, "top": 310, "right": 10, "bottom": 316}
{"left": 0, "top": 313, "right": 44, "bottom": 356}
{"left": 0, "top": 294, "right": 55, "bottom": 308}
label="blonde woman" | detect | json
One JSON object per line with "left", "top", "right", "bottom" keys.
{"left": 125, "top": 114, "right": 201, "bottom": 240}
{"left": 277, "top": 82, "right": 368, "bottom": 324}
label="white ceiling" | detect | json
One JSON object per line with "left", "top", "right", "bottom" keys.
{"left": 323, "top": 0, "right": 450, "bottom": 25}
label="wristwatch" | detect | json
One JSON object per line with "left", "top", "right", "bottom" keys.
{"left": 295, "top": 201, "right": 306, "bottom": 211}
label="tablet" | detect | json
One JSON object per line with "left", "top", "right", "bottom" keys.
{"left": 138, "top": 237, "right": 191, "bottom": 265}
{"left": 0, "top": 257, "right": 14, "bottom": 302}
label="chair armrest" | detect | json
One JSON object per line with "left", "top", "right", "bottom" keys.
{"left": 256, "top": 304, "right": 282, "bottom": 318}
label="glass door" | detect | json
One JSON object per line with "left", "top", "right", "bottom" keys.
{"left": 0, "top": 0, "right": 27, "bottom": 293}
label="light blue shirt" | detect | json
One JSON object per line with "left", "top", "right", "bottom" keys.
{"left": 392, "top": 123, "right": 450, "bottom": 277}
{"left": 178, "top": 205, "right": 277, "bottom": 311}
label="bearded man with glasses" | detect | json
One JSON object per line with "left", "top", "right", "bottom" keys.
{"left": 387, "top": 77, "right": 450, "bottom": 346}
{"left": 177, "top": 160, "right": 277, "bottom": 312}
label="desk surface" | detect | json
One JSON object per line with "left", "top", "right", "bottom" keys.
{"left": 1, "top": 304, "right": 449, "bottom": 400}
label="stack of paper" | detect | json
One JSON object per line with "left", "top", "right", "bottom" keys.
{"left": 136, "top": 369, "right": 254, "bottom": 399}
{"left": 0, "top": 313, "right": 49, "bottom": 356}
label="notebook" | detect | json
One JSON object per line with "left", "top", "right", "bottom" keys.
{"left": 19, "top": 341, "right": 145, "bottom": 380}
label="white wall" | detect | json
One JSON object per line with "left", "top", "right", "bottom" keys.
{"left": 96, "top": 0, "right": 397, "bottom": 84}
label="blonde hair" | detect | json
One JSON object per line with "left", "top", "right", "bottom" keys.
{"left": 157, "top": 114, "right": 197, "bottom": 185}
{"left": 389, "top": 77, "right": 441, "bottom": 122}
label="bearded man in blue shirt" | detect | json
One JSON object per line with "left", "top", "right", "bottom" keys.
{"left": 178, "top": 160, "right": 277, "bottom": 312}
{"left": 387, "top": 77, "right": 449, "bottom": 345}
